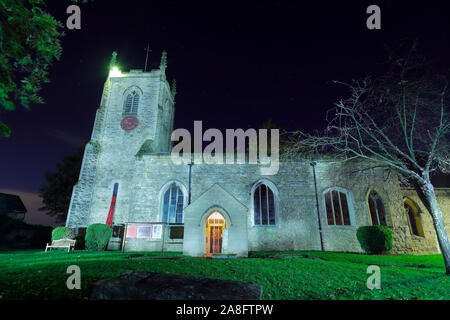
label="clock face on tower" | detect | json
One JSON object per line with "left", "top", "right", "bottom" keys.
{"left": 120, "top": 116, "right": 139, "bottom": 131}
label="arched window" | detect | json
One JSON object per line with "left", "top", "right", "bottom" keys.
{"left": 253, "top": 183, "right": 276, "bottom": 225}
{"left": 123, "top": 89, "right": 140, "bottom": 114}
{"left": 404, "top": 199, "right": 424, "bottom": 237}
{"left": 161, "top": 183, "right": 184, "bottom": 224}
{"left": 324, "top": 188, "right": 352, "bottom": 225}
{"left": 368, "top": 190, "right": 387, "bottom": 226}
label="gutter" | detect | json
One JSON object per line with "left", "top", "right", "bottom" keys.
{"left": 310, "top": 161, "right": 324, "bottom": 251}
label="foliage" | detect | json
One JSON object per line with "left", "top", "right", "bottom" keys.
{"left": 0, "top": 250, "right": 448, "bottom": 299}
{"left": 0, "top": 0, "right": 89, "bottom": 137}
{"left": 0, "top": 216, "right": 51, "bottom": 249}
{"left": 85, "top": 224, "right": 111, "bottom": 251}
{"left": 0, "top": 0, "right": 64, "bottom": 137}
{"left": 39, "top": 148, "right": 83, "bottom": 223}
{"left": 356, "top": 226, "right": 393, "bottom": 254}
{"left": 51, "top": 226, "right": 75, "bottom": 241}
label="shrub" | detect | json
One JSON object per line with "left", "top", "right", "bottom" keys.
{"left": 85, "top": 224, "right": 112, "bottom": 251}
{"left": 356, "top": 225, "right": 393, "bottom": 254}
{"left": 0, "top": 217, "right": 52, "bottom": 249}
{"left": 51, "top": 226, "right": 75, "bottom": 241}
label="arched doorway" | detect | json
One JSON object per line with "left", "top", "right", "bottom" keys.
{"left": 205, "top": 211, "right": 226, "bottom": 257}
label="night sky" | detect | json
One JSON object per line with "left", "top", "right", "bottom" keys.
{"left": 1, "top": 1, "right": 449, "bottom": 226}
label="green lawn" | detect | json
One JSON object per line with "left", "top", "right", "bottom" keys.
{"left": 0, "top": 249, "right": 448, "bottom": 300}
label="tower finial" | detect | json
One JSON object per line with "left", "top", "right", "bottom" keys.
{"left": 171, "top": 79, "right": 177, "bottom": 98}
{"left": 108, "top": 51, "right": 123, "bottom": 77}
{"left": 160, "top": 50, "right": 167, "bottom": 70}
{"left": 109, "top": 51, "right": 118, "bottom": 69}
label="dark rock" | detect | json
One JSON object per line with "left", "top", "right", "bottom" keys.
{"left": 90, "top": 270, "right": 263, "bottom": 300}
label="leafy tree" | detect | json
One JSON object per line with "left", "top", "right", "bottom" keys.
{"left": 287, "top": 43, "right": 450, "bottom": 274}
{"left": 39, "top": 148, "right": 83, "bottom": 223}
{"left": 0, "top": 0, "right": 63, "bottom": 137}
{"left": 0, "top": 0, "right": 86, "bottom": 138}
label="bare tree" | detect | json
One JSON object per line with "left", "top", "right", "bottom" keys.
{"left": 288, "top": 44, "right": 450, "bottom": 274}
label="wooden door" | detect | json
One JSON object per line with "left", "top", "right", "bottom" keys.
{"left": 205, "top": 212, "right": 226, "bottom": 257}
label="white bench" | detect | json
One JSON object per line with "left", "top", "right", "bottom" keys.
{"left": 45, "top": 239, "right": 76, "bottom": 252}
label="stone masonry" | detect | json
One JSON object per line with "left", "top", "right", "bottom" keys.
{"left": 66, "top": 57, "right": 450, "bottom": 256}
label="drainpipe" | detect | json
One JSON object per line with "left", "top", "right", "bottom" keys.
{"left": 310, "top": 161, "right": 324, "bottom": 251}
{"left": 188, "top": 160, "right": 194, "bottom": 205}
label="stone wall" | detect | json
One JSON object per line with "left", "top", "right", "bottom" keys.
{"left": 390, "top": 188, "right": 450, "bottom": 254}
{"left": 81, "top": 153, "right": 440, "bottom": 255}
{"left": 127, "top": 156, "right": 326, "bottom": 253}
{"left": 65, "top": 78, "right": 110, "bottom": 228}
{"left": 70, "top": 142, "right": 450, "bottom": 255}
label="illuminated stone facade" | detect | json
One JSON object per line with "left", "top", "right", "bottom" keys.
{"left": 66, "top": 62, "right": 450, "bottom": 257}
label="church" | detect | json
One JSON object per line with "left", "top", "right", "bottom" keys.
{"left": 66, "top": 52, "right": 450, "bottom": 257}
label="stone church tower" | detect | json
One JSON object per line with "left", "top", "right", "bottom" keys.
{"left": 66, "top": 52, "right": 175, "bottom": 228}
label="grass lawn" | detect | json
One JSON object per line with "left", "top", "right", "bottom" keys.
{"left": 0, "top": 249, "right": 448, "bottom": 300}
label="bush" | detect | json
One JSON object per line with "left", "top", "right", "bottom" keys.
{"left": 51, "top": 226, "right": 75, "bottom": 241}
{"left": 356, "top": 225, "right": 393, "bottom": 254}
{"left": 85, "top": 224, "right": 112, "bottom": 251}
{"left": 0, "top": 217, "right": 52, "bottom": 249}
